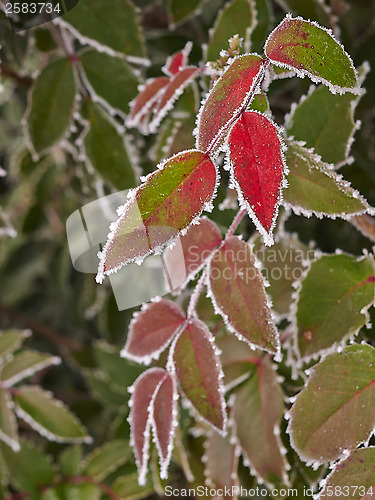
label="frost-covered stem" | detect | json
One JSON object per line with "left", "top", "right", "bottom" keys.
{"left": 225, "top": 208, "right": 247, "bottom": 240}
{"left": 187, "top": 267, "right": 208, "bottom": 319}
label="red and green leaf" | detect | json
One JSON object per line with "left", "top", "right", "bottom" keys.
{"left": 163, "top": 217, "right": 222, "bottom": 291}
{"left": 129, "top": 368, "right": 176, "bottom": 485}
{"left": 150, "top": 66, "right": 201, "bottom": 132}
{"left": 96, "top": 150, "right": 218, "bottom": 282}
{"left": 227, "top": 111, "right": 287, "bottom": 244}
{"left": 288, "top": 344, "right": 375, "bottom": 463}
{"left": 233, "top": 356, "right": 288, "bottom": 486}
{"left": 121, "top": 299, "right": 186, "bottom": 364}
{"left": 195, "top": 54, "right": 265, "bottom": 152}
{"left": 171, "top": 319, "right": 226, "bottom": 433}
{"left": 162, "top": 42, "right": 192, "bottom": 76}
{"left": 207, "top": 236, "right": 280, "bottom": 354}
{"left": 264, "top": 15, "right": 359, "bottom": 94}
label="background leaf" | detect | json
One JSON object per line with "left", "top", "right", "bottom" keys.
{"left": 289, "top": 344, "right": 375, "bottom": 463}
{"left": 84, "top": 439, "right": 131, "bottom": 481}
{"left": 168, "top": 0, "right": 201, "bottom": 26}
{"left": 0, "top": 389, "right": 19, "bottom": 451}
{"left": 0, "top": 330, "right": 29, "bottom": 360}
{"left": 296, "top": 253, "right": 375, "bottom": 358}
{"left": 0, "top": 350, "right": 60, "bottom": 387}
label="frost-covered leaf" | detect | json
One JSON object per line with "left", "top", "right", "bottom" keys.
{"left": 0, "top": 329, "right": 29, "bottom": 361}
{"left": 320, "top": 447, "right": 375, "bottom": 499}
{"left": 204, "top": 421, "right": 239, "bottom": 494}
{"left": 288, "top": 344, "right": 375, "bottom": 463}
{"left": 61, "top": 0, "right": 146, "bottom": 58}
{"left": 264, "top": 15, "right": 359, "bottom": 94}
{"left": 0, "top": 389, "right": 19, "bottom": 451}
{"left": 129, "top": 368, "right": 175, "bottom": 485}
{"left": 206, "top": 0, "right": 255, "bottom": 62}
{"left": 163, "top": 217, "right": 222, "bottom": 291}
{"left": 127, "top": 77, "right": 169, "bottom": 129}
{"left": 84, "top": 369, "right": 128, "bottom": 408}
{"left": 162, "top": 42, "right": 192, "bottom": 76}
{"left": 26, "top": 58, "right": 76, "bottom": 154}
{"left": 96, "top": 150, "right": 217, "bottom": 282}
{"left": 168, "top": 0, "right": 201, "bottom": 26}
{"left": 233, "top": 356, "right": 287, "bottom": 485}
{"left": 252, "top": 233, "right": 311, "bottom": 317}
{"left": 286, "top": 74, "right": 366, "bottom": 165}
{"left": 112, "top": 471, "right": 154, "bottom": 500}
{"left": 196, "top": 54, "right": 265, "bottom": 152}
{"left": 296, "top": 253, "right": 375, "bottom": 359}
{"left": 208, "top": 236, "right": 279, "bottom": 354}
{"left": 1, "top": 440, "right": 54, "bottom": 494}
{"left": 217, "top": 335, "right": 259, "bottom": 389}
{"left": 122, "top": 299, "right": 186, "bottom": 364}
{"left": 284, "top": 141, "right": 372, "bottom": 218}
{"left": 227, "top": 111, "right": 287, "bottom": 244}
{"left": 84, "top": 440, "right": 131, "bottom": 481}
{"left": 58, "top": 445, "right": 82, "bottom": 476}
{"left": 14, "top": 386, "right": 91, "bottom": 443}
{"left": 0, "top": 351, "right": 60, "bottom": 387}
{"left": 82, "top": 101, "right": 136, "bottom": 189}
{"left": 80, "top": 49, "right": 139, "bottom": 115}
{"left": 149, "top": 66, "right": 200, "bottom": 133}
{"left": 171, "top": 318, "right": 226, "bottom": 432}
{"left": 248, "top": 91, "right": 270, "bottom": 114}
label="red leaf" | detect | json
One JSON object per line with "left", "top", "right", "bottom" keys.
{"left": 228, "top": 111, "right": 287, "bottom": 244}
{"left": 96, "top": 150, "right": 218, "bottom": 282}
{"left": 129, "top": 367, "right": 167, "bottom": 485}
{"left": 152, "top": 374, "right": 178, "bottom": 479}
{"left": 171, "top": 318, "right": 226, "bottom": 432}
{"left": 163, "top": 217, "right": 222, "bottom": 291}
{"left": 196, "top": 54, "right": 265, "bottom": 152}
{"left": 162, "top": 42, "right": 192, "bottom": 76}
{"left": 122, "top": 299, "right": 186, "bottom": 363}
{"left": 150, "top": 66, "right": 200, "bottom": 132}
{"left": 207, "top": 236, "right": 279, "bottom": 354}
{"left": 127, "top": 77, "right": 169, "bottom": 127}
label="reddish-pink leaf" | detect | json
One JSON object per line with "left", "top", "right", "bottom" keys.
{"left": 150, "top": 66, "right": 200, "bottom": 132}
{"left": 163, "top": 217, "right": 222, "bottom": 291}
{"left": 152, "top": 373, "right": 177, "bottom": 479}
{"left": 122, "top": 299, "right": 186, "bottom": 364}
{"left": 228, "top": 111, "right": 287, "bottom": 244}
{"left": 233, "top": 356, "right": 288, "bottom": 485}
{"left": 171, "top": 318, "right": 226, "bottom": 432}
{"left": 127, "top": 77, "right": 169, "bottom": 127}
{"left": 264, "top": 15, "right": 358, "bottom": 93}
{"left": 162, "top": 42, "right": 192, "bottom": 76}
{"left": 207, "top": 236, "right": 279, "bottom": 354}
{"left": 196, "top": 54, "right": 265, "bottom": 152}
{"left": 96, "top": 150, "right": 218, "bottom": 282}
{"left": 129, "top": 367, "right": 167, "bottom": 485}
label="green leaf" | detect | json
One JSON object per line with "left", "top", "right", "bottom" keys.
{"left": 58, "top": 445, "right": 82, "bottom": 476}
{"left": 284, "top": 141, "right": 372, "bottom": 218}
{"left": 80, "top": 49, "right": 139, "bottom": 115}
{"left": 320, "top": 447, "right": 375, "bottom": 499}
{"left": 233, "top": 357, "right": 288, "bottom": 486}
{"left": 296, "top": 253, "right": 375, "bottom": 359}
{"left": 168, "top": 0, "right": 201, "bottom": 26}
{"left": 251, "top": 0, "right": 273, "bottom": 53}
{"left": 0, "top": 329, "right": 29, "bottom": 361}
{"left": 153, "top": 117, "right": 195, "bottom": 163}
{"left": 14, "top": 386, "right": 91, "bottom": 443}
{"left": 206, "top": 0, "right": 255, "bottom": 62}
{"left": 288, "top": 344, "right": 375, "bottom": 463}
{"left": 97, "top": 150, "right": 217, "bottom": 281}
{"left": 62, "top": 0, "right": 146, "bottom": 59}
{"left": 112, "top": 471, "right": 155, "bottom": 500}
{"left": 82, "top": 100, "right": 136, "bottom": 189}
{"left": 26, "top": 58, "right": 76, "bottom": 154}
{"left": 280, "top": 0, "right": 332, "bottom": 29}
{"left": 248, "top": 91, "right": 270, "bottom": 114}
{"left": 83, "top": 369, "right": 128, "bottom": 408}
{"left": 71, "top": 483, "right": 102, "bottom": 500}
{"left": 265, "top": 15, "right": 359, "bottom": 94}
{"left": 83, "top": 439, "right": 131, "bottom": 481}
{"left": 0, "top": 389, "right": 19, "bottom": 451}
{"left": 0, "top": 350, "right": 61, "bottom": 387}
{"left": 252, "top": 233, "right": 311, "bottom": 317}
{"left": 1, "top": 440, "right": 54, "bottom": 493}
{"left": 286, "top": 70, "right": 366, "bottom": 165}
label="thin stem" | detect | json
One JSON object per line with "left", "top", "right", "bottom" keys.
{"left": 225, "top": 208, "right": 247, "bottom": 240}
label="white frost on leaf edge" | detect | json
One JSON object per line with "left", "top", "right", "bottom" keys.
{"left": 162, "top": 41, "right": 193, "bottom": 76}
{"left": 0, "top": 353, "right": 61, "bottom": 388}
{"left": 0, "top": 389, "right": 20, "bottom": 452}
{"left": 264, "top": 14, "right": 362, "bottom": 96}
